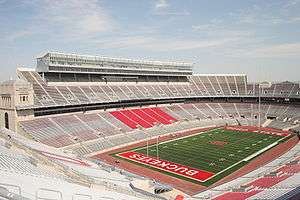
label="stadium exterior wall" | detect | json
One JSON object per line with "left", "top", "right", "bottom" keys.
{"left": 0, "top": 80, "right": 34, "bottom": 132}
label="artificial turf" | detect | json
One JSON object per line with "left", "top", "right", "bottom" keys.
{"left": 112, "top": 128, "right": 289, "bottom": 186}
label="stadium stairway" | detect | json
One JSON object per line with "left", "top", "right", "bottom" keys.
{"left": 262, "top": 119, "right": 273, "bottom": 127}
{"left": 212, "top": 190, "right": 262, "bottom": 200}
{"left": 283, "top": 124, "right": 300, "bottom": 131}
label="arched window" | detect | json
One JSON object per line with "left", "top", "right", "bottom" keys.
{"left": 4, "top": 112, "right": 9, "bottom": 129}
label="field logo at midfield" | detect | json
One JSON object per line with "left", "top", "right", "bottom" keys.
{"left": 117, "top": 151, "right": 214, "bottom": 182}
{"left": 210, "top": 141, "right": 228, "bottom": 146}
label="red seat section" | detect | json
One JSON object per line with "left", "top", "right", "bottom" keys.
{"left": 175, "top": 195, "right": 184, "bottom": 200}
{"left": 245, "top": 176, "right": 291, "bottom": 188}
{"left": 110, "top": 111, "right": 137, "bottom": 129}
{"left": 143, "top": 108, "right": 171, "bottom": 125}
{"left": 276, "top": 164, "right": 300, "bottom": 174}
{"left": 110, "top": 107, "right": 177, "bottom": 129}
{"left": 151, "top": 107, "right": 177, "bottom": 122}
{"left": 213, "top": 190, "right": 261, "bottom": 200}
{"left": 131, "top": 109, "right": 156, "bottom": 125}
{"left": 121, "top": 110, "right": 152, "bottom": 128}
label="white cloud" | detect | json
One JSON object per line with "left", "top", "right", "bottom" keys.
{"left": 143, "top": 38, "right": 236, "bottom": 51}
{"left": 1, "top": 0, "right": 115, "bottom": 45}
{"left": 245, "top": 43, "right": 300, "bottom": 58}
{"left": 153, "top": 0, "right": 189, "bottom": 16}
{"left": 155, "top": 10, "right": 190, "bottom": 16}
{"left": 1, "top": 0, "right": 114, "bottom": 44}
{"left": 96, "top": 35, "right": 238, "bottom": 52}
{"left": 230, "top": 2, "right": 300, "bottom": 25}
{"left": 13, "top": 0, "right": 115, "bottom": 40}
{"left": 221, "top": 42, "right": 300, "bottom": 58}
{"left": 192, "top": 22, "right": 253, "bottom": 39}
{"left": 6, "top": 30, "right": 33, "bottom": 42}
{"left": 34, "top": 0, "right": 114, "bottom": 38}
{"left": 96, "top": 36, "right": 153, "bottom": 49}
{"left": 155, "top": 0, "right": 169, "bottom": 9}
{"left": 192, "top": 18, "right": 223, "bottom": 32}
{"left": 291, "top": 16, "right": 300, "bottom": 22}
{"left": 285, "top": 0, "right": 300, "bottom": 7}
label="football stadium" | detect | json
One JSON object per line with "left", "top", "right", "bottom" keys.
{"left": 0, "top": 52, "right": 299, "bottom": 200}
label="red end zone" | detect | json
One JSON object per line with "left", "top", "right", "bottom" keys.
{"left": 117, "top": 151, "right": 215, "bottom": 182}
{"left": 224, "top": 126, "right": 291, "bottom": 137}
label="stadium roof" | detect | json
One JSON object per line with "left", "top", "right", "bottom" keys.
{"left": 38, "top": 52, "right": 193, "bottom": 67}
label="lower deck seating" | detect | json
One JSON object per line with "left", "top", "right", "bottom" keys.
{"left": 20, "top": 118, "right": 75, "bottom": 148}
{"left": 276, "top": 164, "right": 300, "bottom": 174}
{"left": 0, "top": 145, "right": 65, "bottom": 180}
{"left": 213, "top": 190, "right": 261, "bottom": 200}
{"left": 19, "top": 103, "right": 300, "bottom": 152}
{"left": 110, "top": 111, "right": 138, "bottom": 129}
{"left": 206, "top": 148, "right": 300, "bottom": 200}
{"left": 247, "top": 188, "right": 297, "bottom": 200}
{"left": 245, "top": 176, "right": 291, "bottom": 188}
{"left": 110, "top": 107, "right": 177, "bottom": 129}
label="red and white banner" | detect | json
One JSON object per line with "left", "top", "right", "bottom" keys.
{"left": 117, "top": 151, "right": 214, "bottom": 182}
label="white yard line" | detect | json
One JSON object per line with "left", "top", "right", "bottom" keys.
{"left": 209, "top": 135, "right": 289, "bottom": 179}
{"left": 117, "top": 129, "right": 290, "bottom": 182}
{"left": 132, "top": 127, "right": 220, "bottom": 152}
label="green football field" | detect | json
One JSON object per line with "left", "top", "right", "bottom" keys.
{"left": 113, "top": 128, "right": 290, "bottom": 186}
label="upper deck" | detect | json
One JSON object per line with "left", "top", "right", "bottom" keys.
{"left": 37, "top": 52, "right": 193, "bottom": 77}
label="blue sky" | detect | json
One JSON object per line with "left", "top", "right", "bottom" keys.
{"left": 0, "top": 0, "right": 300, "bottom": 82}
